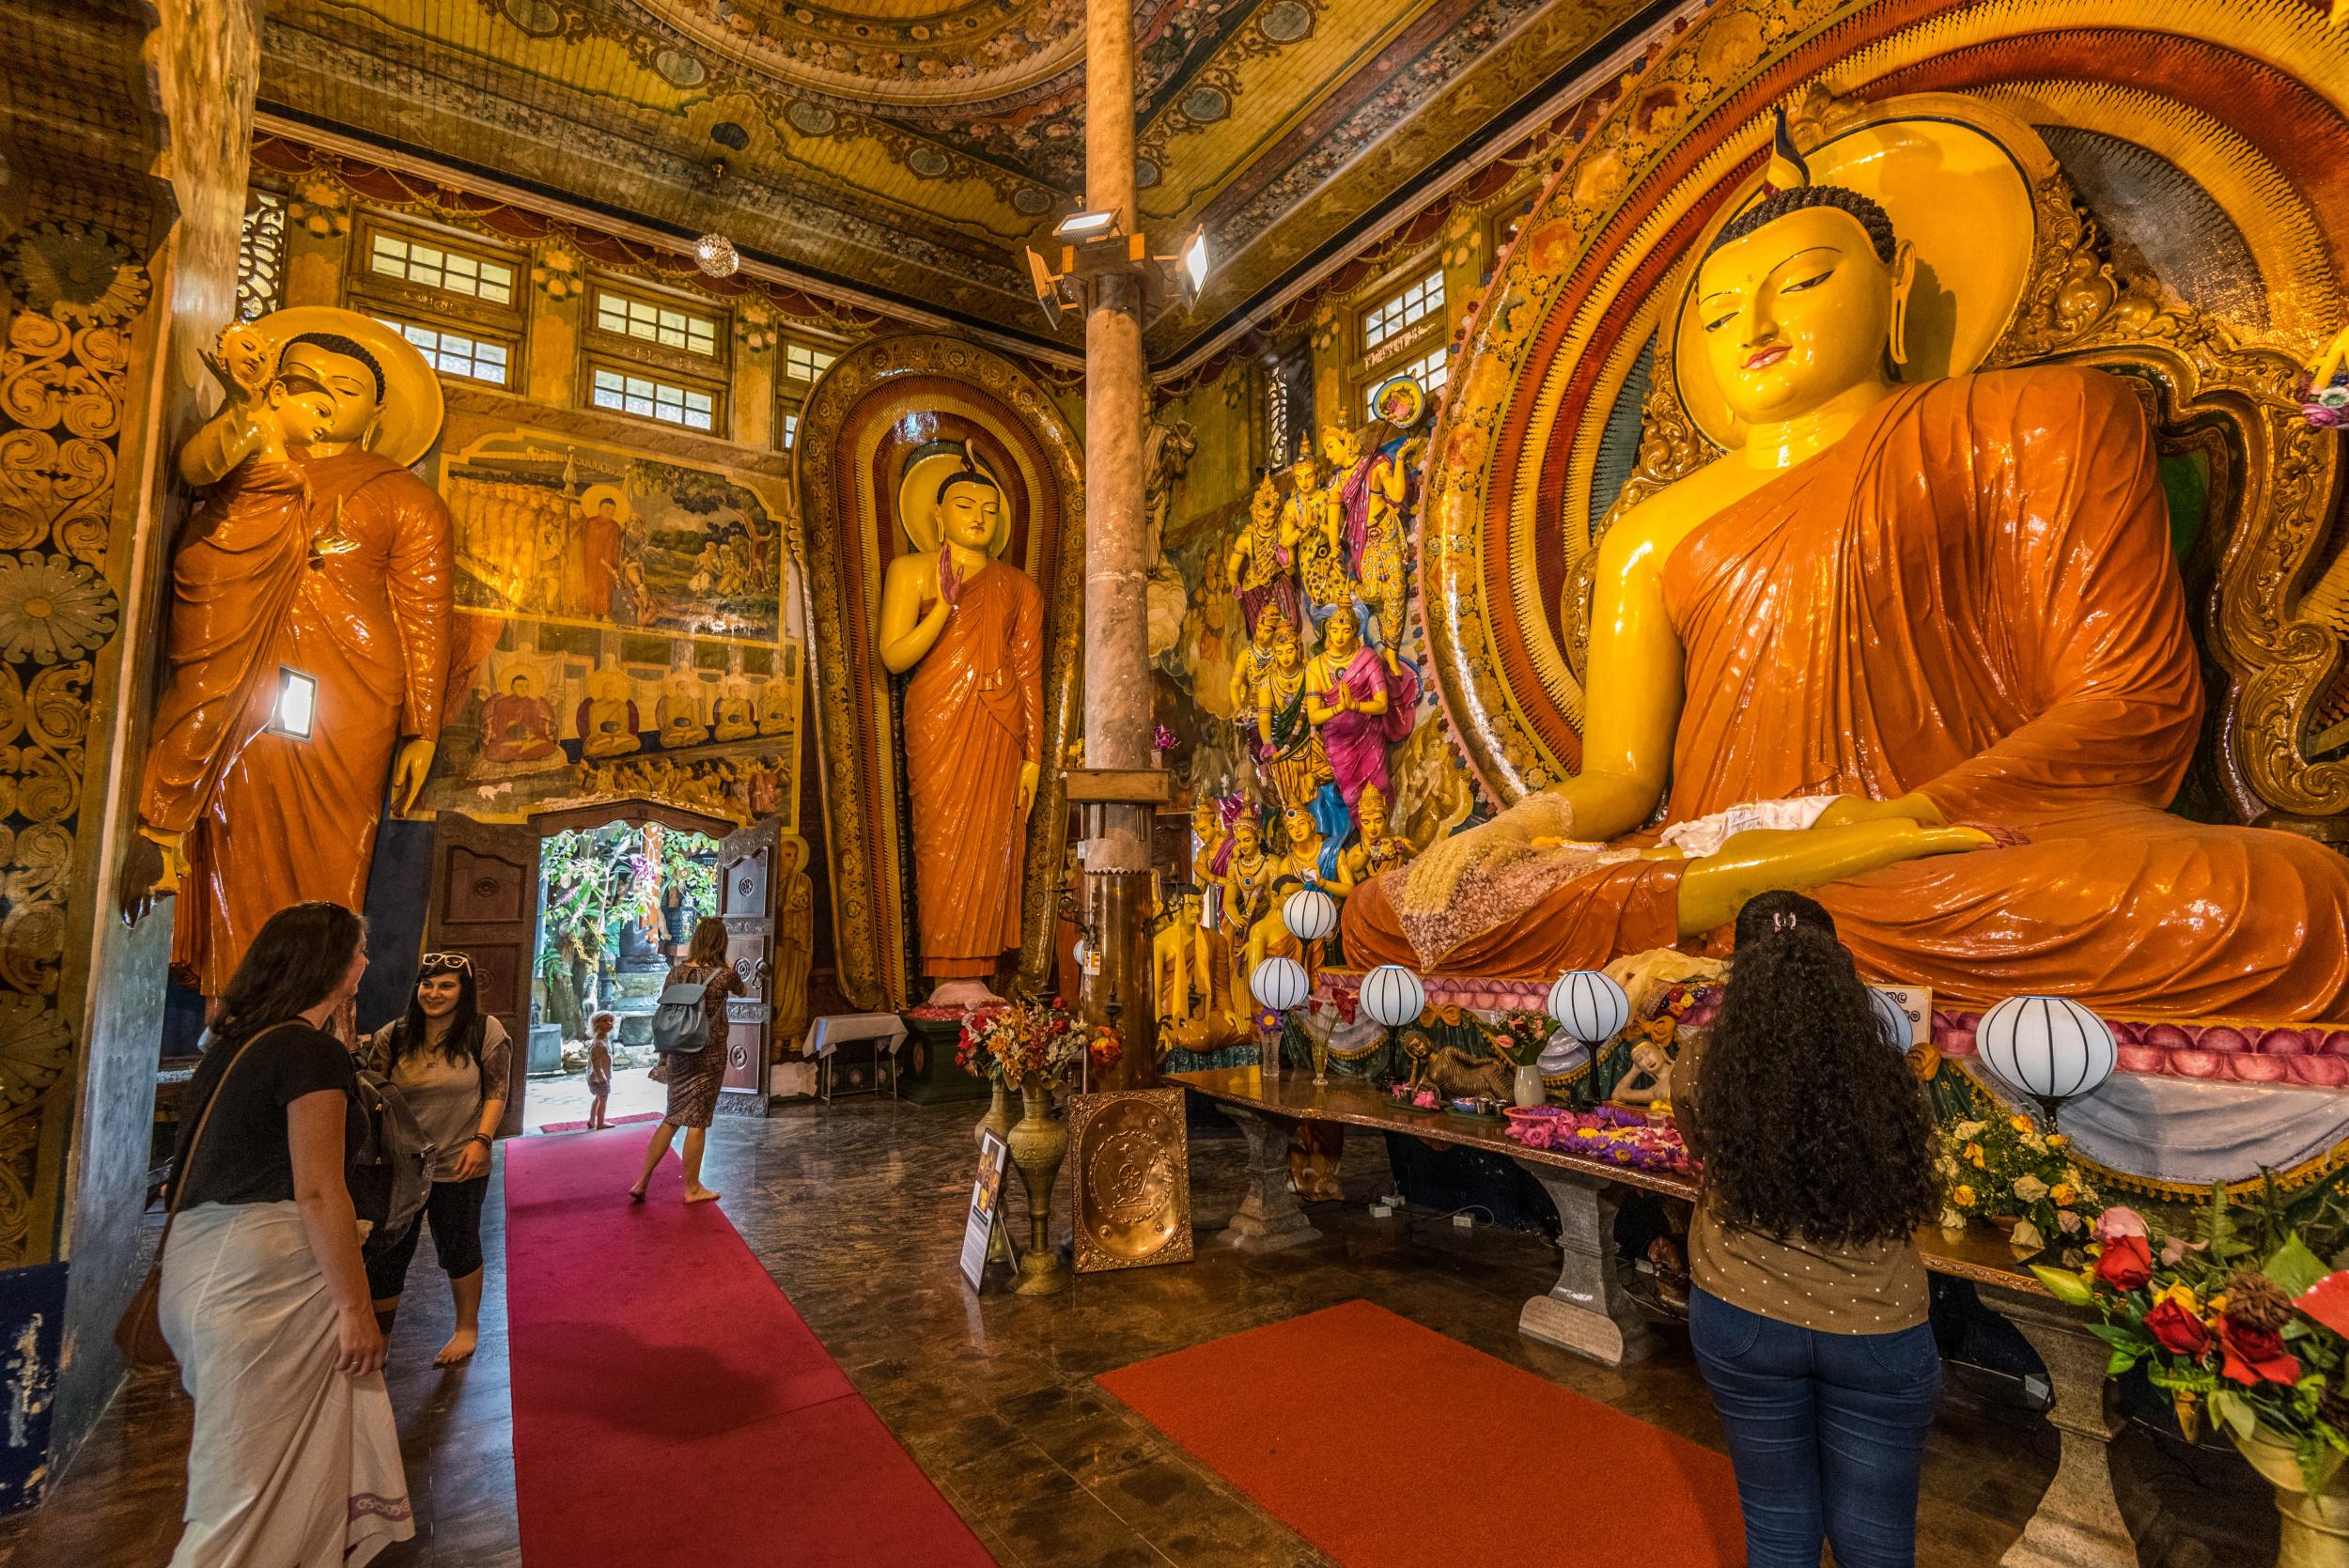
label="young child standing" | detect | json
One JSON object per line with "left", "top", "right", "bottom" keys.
{"left": 587, "top": 1012, "right": 615, "bottom": 1130}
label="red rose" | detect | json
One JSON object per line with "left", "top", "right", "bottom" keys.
{"left": 2218, "top": 1315, "right": 2303, "bottom": 1387}
{"left": 2144, "top": 1297, "right": 2210, "bottom": 1358}
{"left": 2093, "top": 1234, "right": 2155, "bottom": 1291}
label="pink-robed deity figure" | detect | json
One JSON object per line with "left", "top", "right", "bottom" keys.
{"left": 1304, "top": 613, "right": 1418, "bottom": 809}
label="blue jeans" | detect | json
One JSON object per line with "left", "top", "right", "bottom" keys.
{"left": 1688, "top": 1287, "right": 1942, "bottom": 1568}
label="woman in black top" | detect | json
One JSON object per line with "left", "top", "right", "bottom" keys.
{"left": 159, "top": 902, "right": 413, "bottom": 1567}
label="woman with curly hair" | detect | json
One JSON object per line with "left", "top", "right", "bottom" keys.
{"left": 1675, "top": 890, "right": 1941, "bottom": 1568}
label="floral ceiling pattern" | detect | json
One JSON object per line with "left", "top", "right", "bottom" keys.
{"left": 259, "top": 0, "right": 1660, "bottom": 353}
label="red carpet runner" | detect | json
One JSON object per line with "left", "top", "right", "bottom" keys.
{"left": 1097, "top": 1299, "right": 1747, "bottom": 1567}
{"left": 503, "top": 1127, "right": 993, "bottom": 1566}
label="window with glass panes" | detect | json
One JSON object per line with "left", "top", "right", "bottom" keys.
{"left": 591, "top": 367, "right": 715, "bottom": 431}
{"left": 1361, "top": 269, "right": 1443, "bottom": 352}
{"left": 781, "top": 411, "right": 800, "bottom": 450}
{"left": 377, "top": 318, "right": 511, "bottom": 386}
{"left": 783, "top": 342, "right": 836, "bottom": 383}
{"left": 595, "top": 289, "right": 717, "bottom": 357}
{"left": 368, "top": 232, "right": 514, "bottom": 304}
{"left": 1364, "top": 346, "right": 1448, "bottom": 418}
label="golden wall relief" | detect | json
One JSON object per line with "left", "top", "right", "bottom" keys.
{"left": 419, "top": 427, "right": 802, "bottom": 828}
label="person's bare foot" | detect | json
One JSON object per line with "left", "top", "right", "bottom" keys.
{"left": 434, "top": 1328, "right": 478, "bottom": 1366}
{"left": 628, "top": 1185, "right": 646, "bottom": 1203}
{"left": 684, "top": 1185, "right": 722, "bottom": 1204}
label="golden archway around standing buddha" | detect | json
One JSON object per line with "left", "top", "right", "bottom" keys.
{"left": 1421, "top": 0, "right": 2349, "bottom": 827}
{"left": 795, "top": 334, "right": 1083, "bottom": 1011}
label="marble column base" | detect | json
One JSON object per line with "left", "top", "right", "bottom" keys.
{"left": 1219, "top": 1108, "right": 1318, "bottom": 1253}
{"left": 1513, "top": 1157, "right": 1657, "bottom": 1366}
{"left": 1980, "top": 1282, "right": 2142, "bottom": 1568}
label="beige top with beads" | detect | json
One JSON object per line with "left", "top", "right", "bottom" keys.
{"left": 1673, "top": 1030, "right": 1929, "bottom": 1335}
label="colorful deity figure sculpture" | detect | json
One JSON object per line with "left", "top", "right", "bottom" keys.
{"left": 1190, "top": 799, "right": 1227, "bottom": 888}
{"left": 1251, "top": 613, "right": 1335, "bottom": 813}
{"left": 483, "top": 671, "right": 562, "bottom": 765}
{"left": 1153, "top": 893, "right": 1252, "bottom": 1054}
{"left": 127, "top": 311, "right": 454, "bottom": 993}
{"left": 1345, "top": 127, "right": 2349, "bottom": 1017}
{"left": 877, "top": 448, "right": 1045, "bottom": 1007}
{"left": 1225, "top": 472, "right": 1301, "bottom": 640}
{"left": 1354, "top": 431, "right": 1423, "bottom": 656}
{"left": 1216, "top": 810, "right": 1278, "bottom": 947}
{"left": 1278, "top": 438, "right": 1353, "bottom": 630}
{"left": 578, "top": 665, "right": 644, "bottom": 758}
{"left": 1304, "top": 612, "right": 1420, "bottom": 812}
{"left": 1334, "top": 784, "right": 1413, "bottom": 893}
{"left": 657, "top": 669, "right": 709, "bottom": 750}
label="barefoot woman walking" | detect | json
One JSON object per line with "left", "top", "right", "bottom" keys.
{"left": 630, "top": 916, "right": 742, "bottom": 1204}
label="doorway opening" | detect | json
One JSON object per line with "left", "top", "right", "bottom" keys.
{"left": 524, "top": 818, "right": 723, "bottom": 1133}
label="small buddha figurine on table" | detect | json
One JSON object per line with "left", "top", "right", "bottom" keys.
{"left": 876, "top": 450, "right": 1045, "bottom": 1008}
{"left": 1345, "top": 132, "right": 2349, "bottom": 1017}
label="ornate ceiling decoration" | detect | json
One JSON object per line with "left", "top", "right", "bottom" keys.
{"left": 258, "top": 0, "right": 1666, "bottom": 356}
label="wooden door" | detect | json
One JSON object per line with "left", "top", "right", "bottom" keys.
{"left": 715, "top": 818, "right": 782, "bottom": 1113}
{"left": 423, "top": 815, "right": 542, "bottom": 1137}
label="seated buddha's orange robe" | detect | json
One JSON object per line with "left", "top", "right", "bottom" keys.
{"left": 1345, "top": 367, "right": 2349, "bottom": 1019}
{"left": 906, "top": 560, "right": 1044, "bottom": 978}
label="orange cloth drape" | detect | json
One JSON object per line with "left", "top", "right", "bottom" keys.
{"left": 143, "top": 449, "right": 453, "bottom": 994}
{"left": 904, "top": 561, "right": 1044, "bottom": 978}
{"left": 1346, "top": 367, "right": 2349, "bottom": 1018}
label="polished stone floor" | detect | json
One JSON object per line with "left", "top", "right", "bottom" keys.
{"left": 0, "top": 1098, "right": 2281, "bottom": 1566}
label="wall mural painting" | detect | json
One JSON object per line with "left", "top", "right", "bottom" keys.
{"left": 419, "top": 430, "right": 801, "bottom": 828}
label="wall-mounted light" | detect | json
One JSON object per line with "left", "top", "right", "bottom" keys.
{"left": 1052, "top": 208, "right": 1122, "bottom": 241}
{"left": 267, "top": 666, "right": 318, "bottom": 741}
{"left": 1178, "top": 226, "right": 1209, "bottom": 304}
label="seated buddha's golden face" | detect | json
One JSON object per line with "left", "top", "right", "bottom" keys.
{"left": 1695, "top": 204, "right": 1909, "bottom": 426}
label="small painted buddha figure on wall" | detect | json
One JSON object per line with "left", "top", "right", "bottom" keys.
{"left": 876, "top": 449, "right": 1045, "bottom": 1008}
{"left": 1345, "top": 132, "right": 2349, "bottom": 1017}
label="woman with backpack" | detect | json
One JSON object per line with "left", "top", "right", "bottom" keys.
{"left": 359, "top": 951, "right": 512, "bottom": 1366}
{"left": 156, "top": 901, "right": 413, "bottom": 1566}
{"left": 630, "top": 915, "right": 743, "bottom": 1205}
{"left": 1673, "top": 891, "right": 1943, "bottom": 1568}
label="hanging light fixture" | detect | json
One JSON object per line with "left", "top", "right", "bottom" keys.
{"left": 1282, "top": 885, "right": 1337, "bottom": 944}
{"left": 1976, "top": 995, "right": 2117, "bottom": 1130}
{"left": 693, "top": 232, "right": 740, "bottom": 278}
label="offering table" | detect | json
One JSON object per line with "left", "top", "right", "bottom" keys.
{"left": 1170, "top": 1067, "right": 2138, "bottom": 1568}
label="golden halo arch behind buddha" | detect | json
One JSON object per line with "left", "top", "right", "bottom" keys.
{"left": 252, "top": 305, "right": 444, "bottom": 468}
{"left": 896, "top": 446, "right": 1012, "bottom": 558}
{"left": 1669, "top": 105, "right": 2042, "bottom": 452}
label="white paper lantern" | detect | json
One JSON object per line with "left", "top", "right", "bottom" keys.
{"left": 1283, "top": 885, "right": 1338, "bottom": 942}
{"left": 1251, "top": 955, "right": 1310, "bottom": 1014}
{"left": 1868, "top": 987, "right": 1913, "bottom": 1050}
{"left": 1977, "top": 995, "right": 2116, "bottom": 1108}
{"left": 1359, "top": 965, "right": 1426, "bottom": 1030}
{"left": 1071, "top": 936, "right": 1093, "bottom": 971}
{"left": 1548, "top": 970, "right": 1629, "bottom": 1045}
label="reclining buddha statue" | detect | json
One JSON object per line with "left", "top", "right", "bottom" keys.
{"left": 1344, "top": 138, "right": 2349, "bottom": 1020}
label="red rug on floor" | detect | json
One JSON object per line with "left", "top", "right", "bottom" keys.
{"left": 533, "top": 1110, "right": 664, "bottom": 1133}
{"left": 502, "top": 1127, "right": 994, "bottom": 1566}
{"left": 1097, "top": 1299, "right": 1746, "bottom": 1567}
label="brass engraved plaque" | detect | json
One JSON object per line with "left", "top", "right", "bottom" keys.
{"left": 1068, "top": 1087, "right": 1193, "bottom": 1274}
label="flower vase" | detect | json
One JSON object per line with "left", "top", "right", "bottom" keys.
{"left": 2232, "top": 1424, "right": 2349, "bottom": 1568}
{"left": 1008, "top": 1081, "right": 1070, "bottom": 1296}
{"left": 1513, "top": 1063, "right": 1545, "bottom": 1109}
{"left": 975, "top": 1079, "right": 1014, "bottom": 1265}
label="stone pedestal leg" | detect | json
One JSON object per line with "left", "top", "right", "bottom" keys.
{"left": 1219, "top": 1110, "right": 1318, "bottom": 1252}
{"left": 1513, "top": 1159, "right": 1657, "bottom": 1365}
{"left": 1981, "top": 1283, "right": 2140, "bottom": 1568}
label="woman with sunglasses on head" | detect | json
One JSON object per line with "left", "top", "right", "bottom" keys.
{"left": 1673, "top": 890, "right": 1943, "bottom": 1568}
{"left": 630, "top": 915, "right": 743, "bottom": 1204}
{"left": 358, "top": 950, "right": 512, "bottom": 1366}
{"left": 160, "top": 901, "right": 412, "bottom": 1566}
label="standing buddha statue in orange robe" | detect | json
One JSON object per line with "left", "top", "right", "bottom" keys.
{"left": 129, "top": 318, "right": 453, "bottom": 995}
{"left": 1344, "top": 179, "right": 2349, "bottom": 1020}
{"left": 877, "top": 459, "right": 1044, "bottom": 1007}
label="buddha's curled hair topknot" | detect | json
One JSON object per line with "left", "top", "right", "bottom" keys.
{"left": 1706, "top": 184, "right": 1899, "bottom": 267}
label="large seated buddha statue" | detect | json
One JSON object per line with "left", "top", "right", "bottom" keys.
{"left": 1345, "top": 141, "right": 2349, "bottom": 1019}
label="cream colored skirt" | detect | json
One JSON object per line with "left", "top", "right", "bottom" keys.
{"left": 161, "top": 1201, "right": 413, "bottom": 1567}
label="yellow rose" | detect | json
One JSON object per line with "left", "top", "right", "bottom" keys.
{"left": 2047, "top": 1133, "right": 2068, "bottom": 1150}
{"left": 1953, "top": 1185, "right": 1976, "bottom": 1208}
{"left": 2153, "top": 1281, "right": 2201, "bottom": 1317}
{"left": 1964, "top": 1142, "right": 1983, "bottom": 1163}
{"left": 2010, "top": 1114, "right": 2034, "bottom": 1135}
{"left": 2050, "top": 1183, "right": 2077, "bottom": 1207}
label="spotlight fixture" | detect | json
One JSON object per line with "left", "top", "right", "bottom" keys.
{"left": 694, "top": 232, "right": 740, "bottom": 278}
{"left": 1024, "top": 245, "right": 1067, "bottom": 333}
{"left": 268, "top": 667, "right": 318, "bottom": 741}
{"left": 1177, "top": 225, "right": 1209, "bottom": 304}
{"left": 1051, "top": 208, "right": 1122, "bottom": 241}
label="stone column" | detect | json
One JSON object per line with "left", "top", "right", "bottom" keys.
{"left": 1078, "top": 0, "right": 1157, "bottom": 1086}
{"left": 1512, "top": 1159, "right": 1659, "bottom": 1366}
{"left": 1980, "top": 1283, "right": 2144, "bottom": 1568}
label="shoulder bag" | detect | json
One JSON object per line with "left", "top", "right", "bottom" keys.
{"left": 114, "top": 1020, "right": 302, "bottom": 1372}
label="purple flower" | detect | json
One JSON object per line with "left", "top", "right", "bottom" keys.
{"left": 1152, "top": 724, "right": 1178, "bottom": 753}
